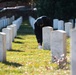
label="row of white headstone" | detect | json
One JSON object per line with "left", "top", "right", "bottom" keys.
{"left": 29, "top": 16, "right": 35, "bottom": 29}
{"left": 29, "top": 16, "right": 75, "bottom": 74}
{"left": 29, "top": 16, "right": 75, "bottom": 38}
{"left": 53, "top": 19, "right": 76, "bottom": 37}
{"left": 42, "top": 26, "right": 76, "bottom": 75}
{"left": 0, "top": 16, "right": 15, "bottom": 29}
{"left": 43, "top": 27, "right": 66, "bottom": 61}
{"left": 0, "top": 16, "right": 23, "bottom": 62}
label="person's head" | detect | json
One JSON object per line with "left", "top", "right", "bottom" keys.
{"left": 41, "top": 16, "right": 53, "bottom": 27}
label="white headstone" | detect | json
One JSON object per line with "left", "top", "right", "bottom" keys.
{"left": 51, "top": 30, "right": 67, "bottom": 62}
{"left": 53, "top": 19, "right": 59, "bottom": 29}
{"left": 69, "top": 19, "right": 74, "bottom": 28}
{"left": 10, "top": 25, "right": 17, "bottom": 37}
{"left": 70, "top": 29, "right": 76, "bottom": 75}
{"left": 2, "top": 28, "right": 12, "bottom": 50}
{"left": 7, "top": 26, "right": 14, "bottom": 41}
{"left": 42, "top": 26, "right": 53, "bottom": 50}
{"left": 7, "top": 18, "right": 10, "bottom": 25}
{"left": 12, "top": 15, "right": 15, "bottom": 21}
{"left": 1, "top": 20, "right": 4, "bottom": 28}
{"left": 0, "top": 32, "right": 6, "bottom": 62}
{"left": 13, "top": 24, "right": 17, "bottom": 37}
{"left": 58, "top": 20, "right": 64, "bottom": 30}
{"left": 12, "top": 17, "right": 22, "bottom": 32}
{"left": 65, "top": 22, "right": 73, "bottom": 37}
{"left": 0, "top": 20, "right": 2, "bottom": 29}
{"left": 29, "top": 16, "right": 35, "bottom": 29}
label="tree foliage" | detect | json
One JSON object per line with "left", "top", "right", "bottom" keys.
{"left": 36, "top": 0, "right": 76, "bottom": 21}
{"left": 0, "top": 0, "right": 31, "bottom": 3}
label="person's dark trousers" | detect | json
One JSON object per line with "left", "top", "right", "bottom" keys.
{"left": 34, "top": 25, "right": 42, "bottom": 45}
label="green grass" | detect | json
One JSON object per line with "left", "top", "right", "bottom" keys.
{"left": 0, "top": 20, "right": 70, "bottom": 75}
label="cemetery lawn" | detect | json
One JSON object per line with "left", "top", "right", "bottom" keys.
{"left": 0, "top": 20, "right": 70, "bottom": 75}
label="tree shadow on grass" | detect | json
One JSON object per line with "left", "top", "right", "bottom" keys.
{"left": 15, "top": 36, "right": 23, "bottom": 39}
{"left": 8, "top": 49, "right": 24, "bottom": 52}
{"left": 3, "top": 61, "right": 23, "bottom": 67}
{"left": 67, "top": 51, "right": 70, "bottom": 53}
{"left": 13, "top": 41, "right": 24, "bottom": 44}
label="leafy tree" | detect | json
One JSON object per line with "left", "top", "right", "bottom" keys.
{"left": 0, "top": 0, "right": 31, "bottom": 3}
{"left": 36, "top": 0, "right": 76, "bottom": 21}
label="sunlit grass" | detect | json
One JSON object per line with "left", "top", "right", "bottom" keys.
{"left": 0, "top": 20, "right": 70, "bottom": 75}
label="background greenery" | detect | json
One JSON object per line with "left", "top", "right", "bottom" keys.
{"left": 36, "top": 0, "right": 76, "bottom": 21}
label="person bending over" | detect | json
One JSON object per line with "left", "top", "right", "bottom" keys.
{"left": 34, "top": 16, "right": 53, "bottom": 49}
